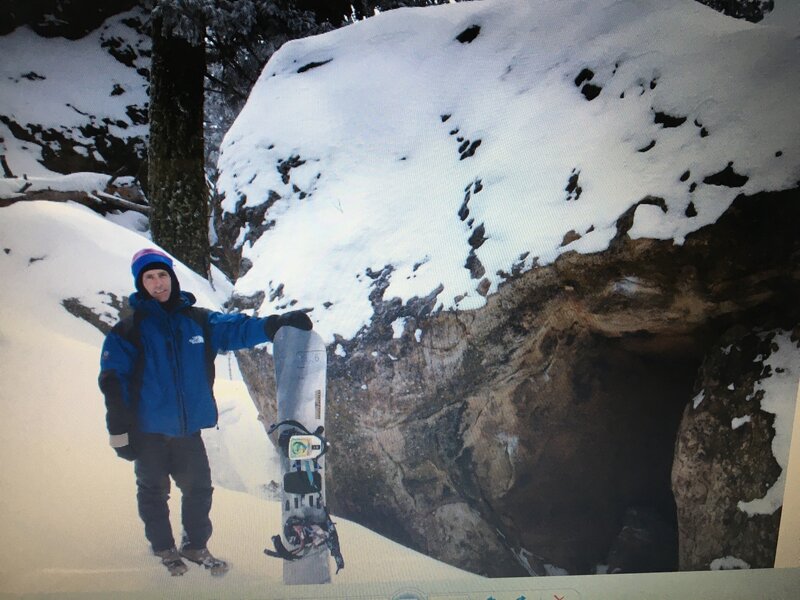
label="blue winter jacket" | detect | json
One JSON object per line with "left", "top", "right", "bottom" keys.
{"left": 99, "top": 291, "right": 270, "bottom": 437}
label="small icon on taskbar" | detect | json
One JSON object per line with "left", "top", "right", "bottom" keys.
{"left": 391, "top": 588, "right": 427, "bottom": 600}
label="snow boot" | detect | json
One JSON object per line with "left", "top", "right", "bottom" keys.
{"left": 155, "top": 547, "right": 188, "bottom": 576}
{"left": 179, "top": 545, "right": 230, "bottom": 576}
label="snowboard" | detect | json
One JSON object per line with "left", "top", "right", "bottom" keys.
{"left": 264, "top": 326, "right": 343, "bottom": 584}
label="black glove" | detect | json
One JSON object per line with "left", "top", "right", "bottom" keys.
{"left": 265, "top": 310, "right": 313, "bottom": 340}
{"left": 114, "top": 444, "right": 137, "bottom": 462}
{"left": 110, "top": 432, "right": 137, "bottom": 462}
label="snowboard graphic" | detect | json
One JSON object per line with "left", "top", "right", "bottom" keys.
{"left": 264, "top": 326, "right": 343, "bottom": 584}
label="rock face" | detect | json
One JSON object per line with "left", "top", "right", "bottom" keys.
{"left": 238, "top": 187, "right": 800, "bottom": 576}
{"left": 672, "top": 326, "right": 798, "bottom": 570}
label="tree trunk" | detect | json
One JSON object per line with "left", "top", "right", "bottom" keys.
{"left": 148, "top": 14, "right": 209, "bottom": 276}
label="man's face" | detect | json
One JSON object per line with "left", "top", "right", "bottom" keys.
{"left": 142, "top": 268, "right": 171, "bottom": 302}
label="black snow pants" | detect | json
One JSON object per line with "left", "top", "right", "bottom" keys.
{"left": 133, "top": 431, "right": 214, "bottom": 553}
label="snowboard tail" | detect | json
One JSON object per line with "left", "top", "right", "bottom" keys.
{"left": 264, "top": 327, "right": 344, "bottom": 584}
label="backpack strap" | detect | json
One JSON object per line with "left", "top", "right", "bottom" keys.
{"left": 114, "top": 310, "right": 144, "bottom": 350}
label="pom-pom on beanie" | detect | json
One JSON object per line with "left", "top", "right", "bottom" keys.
{"left": 131, "top": 248, "right": 180, "bottom": 301}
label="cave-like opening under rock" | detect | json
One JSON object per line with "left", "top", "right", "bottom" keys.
{"left": 491, "top": 328, "right": 702, "bottom": 575}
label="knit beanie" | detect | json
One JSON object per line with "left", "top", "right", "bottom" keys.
{"left": 130, "top": 248, "right": 180, "bottom": 301}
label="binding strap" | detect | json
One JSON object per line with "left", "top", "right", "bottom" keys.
{"left": 264, "top": 536, "right": 301, "bottom": 561}
{"left": 268, "top": 419, "right": 323, "bottom": 436}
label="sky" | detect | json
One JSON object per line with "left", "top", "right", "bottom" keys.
{"left": 1, "top": 0, "right": 800, "bottom": 595}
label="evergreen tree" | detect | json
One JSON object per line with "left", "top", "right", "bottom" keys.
{"left": 147, "top": 1, "right": 209, "bottom": 275}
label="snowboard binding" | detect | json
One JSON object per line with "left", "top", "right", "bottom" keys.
{"left": 265, "top": 508, "right": 344, "bottom": 572}
{"left": 268, "top": 419, "right": 330, "bottom": 461}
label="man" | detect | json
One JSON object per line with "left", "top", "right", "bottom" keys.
{"left": 99, "top": 248, "right": 311, "bottom": 576}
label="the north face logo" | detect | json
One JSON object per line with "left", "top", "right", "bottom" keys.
{"left": 189, "top": 335, "right": 204, "bottom": 344}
